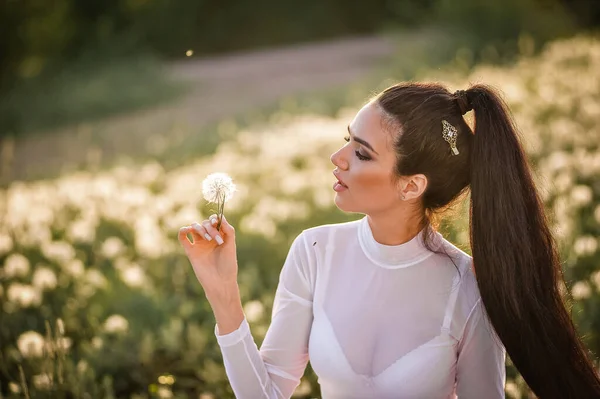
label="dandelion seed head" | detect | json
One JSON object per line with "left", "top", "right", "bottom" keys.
{"left": 243, "top": 300, "right": 264, "bottom": 323}
{"left": 4, "top": 253, "right": 30, "bottom": 278}
{"left": 202, "top": 172, "right": 236, "bottom": 203}
{"left": 572, "top": 281, "right": 592, "bottom": 300}
{"left": 571, "top": 185, "right": 593, "bottom": 206}
{"left": 33, "top": 373, "right": 52, "bottom": 390}
{"left": 17, "top": 330, "right": 45, "bottom": 357}
{"left": 103, "top": 314, "right": 129, "bottom": 334}
{"left": 32, "top": 267, "right": 58, "bottom": 290}
{"left": 157, "top": 386, "right": 173, "bottom": 399}
{"left": 7, "top": 284, "right": 42, "bottom": 307}
{"left": 91, "top": 337, "right": 103, "bottom": 349}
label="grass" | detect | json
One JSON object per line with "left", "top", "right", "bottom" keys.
{"left": 0, "top": 54, "right": 189, "bottom": 136}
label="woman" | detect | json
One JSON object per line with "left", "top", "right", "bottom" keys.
{"left": 178, "top": 82, "right": 600, "bottom": 398}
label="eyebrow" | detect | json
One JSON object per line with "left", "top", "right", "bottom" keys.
{"left": 347, "top": 125, "right": 378, "bottom": 155}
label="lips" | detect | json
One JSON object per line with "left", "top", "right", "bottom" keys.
{"left": 333, "top": 171, "right": 348, "bottom": 188}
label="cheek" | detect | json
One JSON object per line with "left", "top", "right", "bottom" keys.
{"left": 353, "top": 165, "right": 395, "bottom": 195}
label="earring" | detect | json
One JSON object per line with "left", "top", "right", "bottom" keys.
{"left": 401, "top": 194, "right": 406, "bottom": 200}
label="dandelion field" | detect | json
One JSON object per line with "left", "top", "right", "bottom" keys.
{"left": 1, "top": 35, "right": 600, "bottom": 398}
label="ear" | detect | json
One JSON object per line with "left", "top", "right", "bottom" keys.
{"left": 398, "top": 174, "right": 428, "bottom": 201}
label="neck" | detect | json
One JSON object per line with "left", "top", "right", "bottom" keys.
{"left": 366, "top": 205, "right": 425, "bottom": 246}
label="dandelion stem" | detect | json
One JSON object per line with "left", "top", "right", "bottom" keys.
{"left": 18, "top": 364, "right": 30, "bottom": 399}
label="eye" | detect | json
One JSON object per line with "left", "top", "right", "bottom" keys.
{"left": 355, "top": 150, "right": 370, "bottom": 161}
{"left": 344, "top": 135, "right": 371, "bottom": 161}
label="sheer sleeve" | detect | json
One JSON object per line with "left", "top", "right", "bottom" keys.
{"left": 455, "top": 299, "right": 506, "bottom": 398}
{"left": 214, "top": 232, "right": 315, "bottom": 399}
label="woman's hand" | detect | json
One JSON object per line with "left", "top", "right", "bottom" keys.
{"left": 178, "top": 214, "right": 238, "bottom": 302}
{"left": 179, "top": 214, "right": 244, "bottom": 334}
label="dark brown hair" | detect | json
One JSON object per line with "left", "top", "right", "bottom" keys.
{"left": 375, "top": 82, "right": 600, "bottom": 398}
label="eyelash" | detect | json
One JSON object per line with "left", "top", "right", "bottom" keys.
{"left": 344, "top": 136, "right": 371, "bottom": 161}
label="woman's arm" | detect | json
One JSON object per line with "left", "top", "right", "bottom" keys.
{"left": 212, "top": 232, "right": 315, "bottom": 399}
{"left": 206, "top": 283, "right": 245, "bottom": 334}
{"left": 455, "top": 299, "right": 506, "bottom": 398}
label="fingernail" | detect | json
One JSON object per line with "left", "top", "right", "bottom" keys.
{"left": 210, "top": 218, "right": 217, "bottom": 225}
{"left": 204, "top": 233, "right": 212, "bottom": 241}
{"left": 215, "top": 235, "right": 224, "bottom": 245}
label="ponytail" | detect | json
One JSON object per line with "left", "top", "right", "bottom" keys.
{"left": 467, "top": 84, "right": 600, "bottom": 397}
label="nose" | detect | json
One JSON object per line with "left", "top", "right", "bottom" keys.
{"left": 330, "top": 147, "right": 348, "bottom": 170}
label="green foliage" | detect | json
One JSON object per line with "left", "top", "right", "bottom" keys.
{"left": 433, "top": 0, "right": 576, "bottom": 62}
{"left": 0, "top": 54, "right": 187, "bottom": 137}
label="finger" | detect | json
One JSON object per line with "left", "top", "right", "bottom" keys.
{"left": 202, "top": 220, "right": 224, "bottom": 245}
{"left": 178, "top": 226, "right": 193, "bottom": 250}
{"left": 183, "top": 225, "right": 204, "bottom": 244}
{"left": 219, "top": 215, "right": 235, "bottom": 237}
{"left": 192, "top": 222, "right": 213, "bottom": 242}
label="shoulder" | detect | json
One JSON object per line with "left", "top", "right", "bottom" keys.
{"left": 286, "top": 219, "right": 360, "bottom": 272}
{"left": 281, "top": 220, "right": 360, "bottom": 293}
{"left": 296, "top": 218, "right": 361, "bottom": 245}
{"left": 435, "top": 237, "right": 483, "bottom": 338}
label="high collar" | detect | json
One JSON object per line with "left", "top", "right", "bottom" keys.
{"left": 357, "top": 216, "right": 442, "bottom": 269}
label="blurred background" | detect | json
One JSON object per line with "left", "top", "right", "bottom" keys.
{"left": 1, "top": 0, "right": 599, "bottom": 398}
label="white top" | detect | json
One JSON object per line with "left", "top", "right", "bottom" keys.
{"left": 215, "top": 217, "right": 506, "bottom": 398}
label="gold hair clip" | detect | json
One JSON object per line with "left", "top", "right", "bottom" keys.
{"left": 442, "top": 120, "right": 459, "bottom": 155}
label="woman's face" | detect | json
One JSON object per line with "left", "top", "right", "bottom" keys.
{"left": 330, "top": 101, "right": 404, "bottom": 214}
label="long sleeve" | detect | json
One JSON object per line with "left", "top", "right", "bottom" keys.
{"left": 455, "top": 299, "right": 506, "bottom": 398}
{"left": 214, "top": 232, "right": 315, "bottom": 399}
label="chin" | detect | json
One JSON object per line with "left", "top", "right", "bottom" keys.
{"left": 333, "top": 194, "right": 361, "bottom": 214}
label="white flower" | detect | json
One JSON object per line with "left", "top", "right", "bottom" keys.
{"left": 57, "top": 337, "right": 72, "bottom": 351}
{"left": 4, "top": 253, "right": 30, "bottom": 278}
{"left": 574, "top": 236, "right": 598, "bottom": 256}
{"left": 32, "top": 267, "right": 58, "bottom": 290}
{"left": 17, "top": 331, "right": 45, "bottom": 357}
{"left": 32, "top": 373, "right": 52, "bottom": 390}
{"left": 67, "top": 219, "right": 96, "bottom": 243}
{"left": 77, "top": 360, "right": 89, "bottom": 374}
{"left": 157, "top": 387, "right": 173, "bottom": 399}
{"left": 0, "top": 232, "right": 14, "bottom": 255}
{"left": 103, "top": 314, "right": 129, "bottom": 334}
{"left": 85, "top": 269, "right": 107, "bottom": 289}
{"left": 202, "top": 172, "right": 236, "bottom": 203}
{"left": 545, "top": 151, "right": 570, "bottom": 172}
{"left": 158, "top": 375, "right": 176, "bottom": 385}
{"left": 91, "top": 337, "right": 103, "bottom": 349}
{"left": 101, "top": 237, "right": 125, "bottom": 258}
{"left": 293, "top": 379, "right": 312, "bottom": 396}
{"left": 572, "top": 281, "right": 592, "bottom": 300}
{"left": 504, "top": 381, "right": 520, "bottom": 399}
{"left": 41, "top": 241, "right": 75, "bottom": 263}
{"left": 243, "top": 300, "right": 265, "bottom": 323}
{"left": 571, "top": 185, "right": 593, "bottom": 206}
{"left": 120, "top": 265, "right": 146, "bottom": 288}
{"left": 64, "top": 259, "right": 85, "bottom": 277}
{"left": 7, "top": 284, "right": 42, "bottom": 307}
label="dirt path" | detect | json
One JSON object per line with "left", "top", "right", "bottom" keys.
{"left": 1, "top": 35, "right": 395, "bottom": 184}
